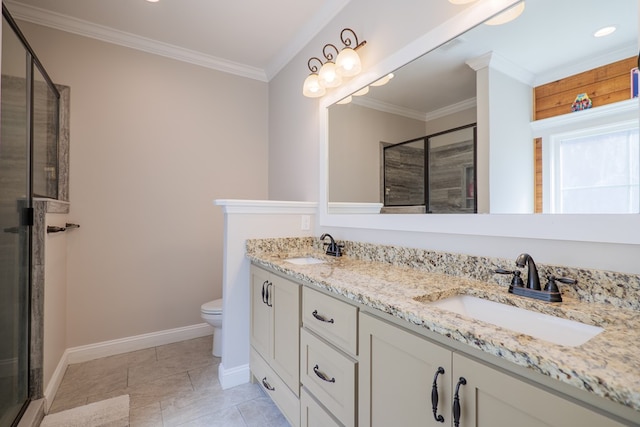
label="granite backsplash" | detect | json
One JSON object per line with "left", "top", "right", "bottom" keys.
{"left": 246, "top": 237, "right": 640, "bottom": 311}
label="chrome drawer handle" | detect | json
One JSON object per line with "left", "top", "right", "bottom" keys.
{"left": 261, "top": 377, "right": 275, "bottom": 391}
{"left": 312, "top": 310, "right": 334, "bottom": 324}
{"left": 313, "top": 364, "right": 336, "bottom": 383}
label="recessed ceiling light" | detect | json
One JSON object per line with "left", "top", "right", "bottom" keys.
{"left": 593, "top": 26, "right": 616, "bottom": 38}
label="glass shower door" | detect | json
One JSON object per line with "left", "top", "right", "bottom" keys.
{"left": 0, "top": 11, "right": 31, "bottom": 426}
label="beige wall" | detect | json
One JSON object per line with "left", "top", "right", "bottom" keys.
{"left": 328, "top": 104, "right": 426, "bottom": 203}
{"left": 18, "top": 21, "right": 269, "bottom": 347}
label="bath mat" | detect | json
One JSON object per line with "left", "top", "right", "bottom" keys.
{"left": 41, "top": 394, "right": 129, "bottom": 427}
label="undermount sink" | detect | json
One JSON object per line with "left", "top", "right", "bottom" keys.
{"left": 427, "top": 295, "right": 603, "bottom": 347}
{"left": 285, "top": 257, "right": 327, "bottom": 265}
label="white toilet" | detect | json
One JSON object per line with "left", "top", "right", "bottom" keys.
{"left": 200, "top": 298, "right": 223, "bottom": 357}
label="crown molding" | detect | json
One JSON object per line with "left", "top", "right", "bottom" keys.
{"left": 352, "top": 95, "right": 476, "bottom": 123}
{"left": 264, "top": 0, "right": 352, "bottom": 80}
{"left": 5, "top": 1, "right": 268, "bottom": 82}
{"left": 466, "top": 51, "right": 534, "bottom": 85}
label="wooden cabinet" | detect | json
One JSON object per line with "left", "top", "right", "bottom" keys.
{"left": 359, "top": 312, "right": 625, "bottom": 427}
{"left": 250, "top": 265, "right": 301, "bottom": 426}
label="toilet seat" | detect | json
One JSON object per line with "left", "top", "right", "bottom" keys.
{"left": 201, "top": 299, "right": 222, "bottom": 315}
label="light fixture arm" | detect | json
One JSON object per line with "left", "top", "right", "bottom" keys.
{"left": 340, "top": 28, "right": 367, "bottom": 50}
{"left": 322, "top": 44, "right": 340, "bottom": 62}
{"left": 307, "top": 57, "right": 324, "bottom": 73}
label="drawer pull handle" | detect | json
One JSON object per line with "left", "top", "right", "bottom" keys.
{"left": 431, "top": 366, "right": 445, "bottom": 423}
{"left": 453, "top": 377, "right": 467, "bottom": 427}
{"left": 313, "top": 364, "right": 335, "bottom": 383}
{"left": 312, "top": 310, "right": 334, "bottom": 324}
{"left": 261, "top": 280, "right": 268, "bottom": 304}
{"left": 261, "top": 377, "right": 275, "bottom": 391}
{"left": 266, "top": 282, "right": 273, "bottom": 307}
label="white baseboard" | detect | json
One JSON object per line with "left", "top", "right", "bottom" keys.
{"left": 43, "top": 323, "right": 213, "bottom": 412}
{"left": 218, "top": 363, "right": 250, "bottom": 390}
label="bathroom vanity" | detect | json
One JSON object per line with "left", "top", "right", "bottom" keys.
{"left": 247, "top": 238, "right": 640, "bottom": 427}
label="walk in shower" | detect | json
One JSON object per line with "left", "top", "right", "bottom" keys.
{"left": 1, "top": 5, "right": 60, "bottom": 426}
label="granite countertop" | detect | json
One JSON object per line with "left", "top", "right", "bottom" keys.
{"left": 247, "top": 246, "right": 640, "bottom": 414}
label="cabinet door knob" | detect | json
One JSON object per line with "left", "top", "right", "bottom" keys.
{"left": 431, "top": 366, "right": 446, "bottom": 423}
{"left": 453, "top": 377, "right": 467, "bottom": 427}
{"left": 261, "top": 377, "right": 275, "bottom": 391}
{"left": 312, "top": 310, "right": 334, "bottom": 324}
{"left": 313, "top": 364, "right": 336, "bottom": 383}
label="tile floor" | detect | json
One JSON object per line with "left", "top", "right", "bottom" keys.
{"left": 48, "top": 336, "right": 290, "bottom": 426}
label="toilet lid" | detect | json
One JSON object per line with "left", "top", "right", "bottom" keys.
{"left": 201, "top": 299, "right": 222, "bottom": 314}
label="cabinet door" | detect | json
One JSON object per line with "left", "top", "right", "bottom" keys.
{"left": 271, "top": 275, "right": 301, "bottom": 395}
{"left": 359, "top": 313, "right": 453, "bottom": 427}
{"left": 250, "top": 265, "right": 272, "bottom": 359}
{"left": 453, "top": 353, "right": 626, "bottom": 427}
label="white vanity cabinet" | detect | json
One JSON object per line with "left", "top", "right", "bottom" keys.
{"left": 359, "top": 311, "right": 453, "bottom": 427}
{"left": 300, "top": 287, "right": 359, "bottom": 427}
{"left": 359, "top": 312, "right": 626, "bottom": 427}
{"left": 250, "top": 265, "right": 301, "bottom": 426}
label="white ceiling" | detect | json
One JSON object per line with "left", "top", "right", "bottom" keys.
{"left": 4, "top": 0, "right": 353, "bottom": 81}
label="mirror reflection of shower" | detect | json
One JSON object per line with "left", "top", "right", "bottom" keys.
{"left": 382, "top": 124, "right": 476, "bottom": 214}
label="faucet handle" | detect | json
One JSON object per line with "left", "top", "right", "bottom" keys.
{"left": 544, "top": 275, "right": 577, "bottom": 293}
{"left": 495, "top": 269, "right": 524, "bottom": 287}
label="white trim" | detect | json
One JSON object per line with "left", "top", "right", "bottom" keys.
{"left": 5, "top": 1, "right": 267, "bottom": 82}
{"left": 214, "top": 199, "right": 318, "bottom": 214}
{"left": 44, "top": 351, "right": 69, "bottom": 413}
{"left": 466, "top": 51, "right": 534, "bottom": 85}
{"left": 531, "top": 98, "right": 639, "bottom": 135}
{"left": 218, "top": 363, "right": 251, "bottom": 390}
{"left": 352, "top": 96, "right": 476, "bottom": 122}
{"left": 328, "top": 202, "right": 382, "bottom": 214}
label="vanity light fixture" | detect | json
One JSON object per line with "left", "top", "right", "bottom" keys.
{"left": 318, "top": 44, "right": 343, "bottom": 88}
{"left": 335, "top": 28, "right": 367, "bottom": 77}
{"left": 593, "top": 26, "right": 616, "bottom": 37}
{"left": 370, "top": 73, "right": 394, "bottom": 87}
{"left": 352, "top": 86, "right": 369, "bottom": 96}
{"left": 303, "top": 28, "right": 367, "bottom": 98}
{"left": 303, "top": 57, "right": 326, "bottom": 98}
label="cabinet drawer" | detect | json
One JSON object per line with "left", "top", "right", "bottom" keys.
{"left": 300, "top": 328, "right": 356, "bottom": 427}
{"left": 303, "top": 287, "right": 358, "bottom": 355}
{"left": 300, "top": 387, "right": 344, "bottom": 427}
{"left": 250, "top": 348, "right": 300, "bottom": 427}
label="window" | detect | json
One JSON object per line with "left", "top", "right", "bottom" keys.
{"left": 550, "top": 121, "right": 639, "bottom": 213}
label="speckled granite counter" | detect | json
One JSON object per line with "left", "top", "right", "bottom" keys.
{"left": 246, "top": 237, "right": 640, "bottom": 416}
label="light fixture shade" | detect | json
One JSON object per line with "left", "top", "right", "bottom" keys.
{"left": 352, "top": 86, "right": 369, "bottom": 96}
{"left": 303, "top": 74, "right": 326, "bottom": 98}
{"left": 318, "top": 61, "right": 342, "bottom": 88}
{"left": 370, "top": 73, "right": 394, "bottom": 87}
{"left": 336, "top": 48, "right": 362, "bottom": 77}
{"left": 485, "top": 1, "right": 525, "bottom": 26}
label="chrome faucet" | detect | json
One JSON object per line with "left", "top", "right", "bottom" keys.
{"left": 515, "top": 253, "right": 541, "bottom": 290}
{"left": 320, "top": 233, "right": 343, "bottom": 257}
